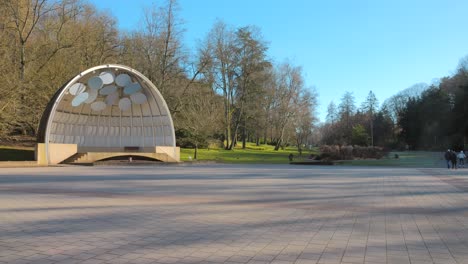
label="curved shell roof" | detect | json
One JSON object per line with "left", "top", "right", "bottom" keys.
{"left": 37, "top": 64, "right": 175, "bottom": 149}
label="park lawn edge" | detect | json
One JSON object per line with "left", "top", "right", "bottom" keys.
{"left": 1, "top": 145, "right": 445, "bottom": 167}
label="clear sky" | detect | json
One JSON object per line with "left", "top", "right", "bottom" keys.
{"left": 90, "top": 0, "right": 468, "bottom": 122}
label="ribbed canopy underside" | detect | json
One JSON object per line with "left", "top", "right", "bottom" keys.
{"left": 44, "top": 65, "right": 174, "bottom": 148}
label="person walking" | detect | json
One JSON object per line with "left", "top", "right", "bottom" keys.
{"left": 457, "top": 150, "right": 466, "bottom": 168}
{"left": 450, "top": 150, "right": 458, "bottom": 169}
{"left": 444, "top": 149, "right": 451, "bottom": 169}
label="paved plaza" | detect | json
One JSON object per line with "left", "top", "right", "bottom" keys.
{"left": 1, "top": 164, "right": 468, "bottom": 264}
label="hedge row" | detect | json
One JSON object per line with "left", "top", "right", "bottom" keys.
{"left": 319, "top": 145, "right": 387, "bottom": 160}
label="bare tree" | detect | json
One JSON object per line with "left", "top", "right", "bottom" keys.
{"left": 141, "top": 0, "right": 184, "bottom": 94}
{"left": 293, "top": 89, "right": 317, "bottom": 155}
{"left": 2, "top": 0, "right": 57, "bottom": 80}
{"left": 177, "top": 84, "right": 223, "bottom": 159}
{"left": 271, "top": 62, "right": 305, "bottom": 151}
{"left": 200, "top": 21, "right": 237, "bottom": 149}
{"left": 120, "top": 0, "right": 187, "bottom": 114}
{"left": 0, "top": 0, "right": 118, "bottom": 134}
{"left": 382, "top": 82, "right": 428, "bottom": 123}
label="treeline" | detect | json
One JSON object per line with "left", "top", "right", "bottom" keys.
{"left": 397, "top": 62, "right": 468, "bottom": 150}
{"left": 0, "top": 0, "right": 317, "bottom": 151}
{"left": 319, "top": 60, "right": 468, "bottom": 151}
{"left": 320, "top": 90, "right": 394, "bottom": 147}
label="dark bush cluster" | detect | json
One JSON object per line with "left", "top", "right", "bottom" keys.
{"left": 319, "top": 145, "right": 388, "bottom": 160}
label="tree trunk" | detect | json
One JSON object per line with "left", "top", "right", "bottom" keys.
{"left": 274, "top": 119, "right": 288, "bottom": 151}
{"left": 274, "top": 138, "right": 282, "bottom": 151}
{"left": 270, "top": 127, "right": 273, "bottom": 143}
{"left": 225, "top": 126, "right": 230, "bottom": 150}
{"left": 255, "top": 130, "right": 260, "bottom": 146}
{"left": 225, "top": 105, "right": 231, "bottom": 149}
{"left": 224, "top": 88, "right": 231, "bottom": 149}
{"left": 229, "top": 123, "right": 239, "bottom": 150}
{"left": 296, "top": 136, "right": 302, "bottom": 156}
{"left": 229, "top": 106, "right": 244, "bottom": 150}
{"left": 242, "top": 119, "right": 246, "bottom": 149}
{"left": 194, "top": 144, "right": 198, "bottom": 160}
{"left": 20, "top": 41, "right": 25, "bottom": 81}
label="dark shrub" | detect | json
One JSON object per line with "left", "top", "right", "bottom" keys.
{"left": 320, "top": 145, "right": 388, "bottom": 160}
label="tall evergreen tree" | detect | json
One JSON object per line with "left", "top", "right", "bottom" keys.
{"left": 361, "top": 91, "right": 379, "bottom": 146}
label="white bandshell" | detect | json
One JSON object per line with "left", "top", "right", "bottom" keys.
{"left": 123, "top": 82, "right": 142, "bottom": 95}
{"left": 69, "top": 83, "right": 86, "bottom": 95}
{"left": 90, "top": 101, "right": 106, "bottom": 111}
{"left": 88, "top": 76, "right": 103, "bottom": 90}
{"left": 100, "top": 85, "right": 117, "bottom": 95}
{"left": 115, "top": 74, "right": 131, "bottom": 87}
{"left": 99, "top": 71, "right": 114, "bottom": 85}
{"left": 84, "top": 89, "right": 98, "bottom": 104}
{"left": 130, "top": 92, "right": 147, "bottom": 104}
{"left": 71, "top": 92, "right": 89, "bottom": 107}
{"left": 118, "top": 98, "right": 131, "bottom": 111}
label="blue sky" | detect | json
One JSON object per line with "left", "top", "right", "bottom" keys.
{"left": 90, "top": 0, "right": 468, "bottom": 122}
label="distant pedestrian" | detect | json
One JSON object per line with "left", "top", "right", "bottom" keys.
{"left": 444, "top": 149, "right": 451, "bottom": 169}
{"left": 450, "top": 150, "right": 457, "bottom": 169}
{"left": 457, "top": 150, "right": 466, "bottom": 168}
{"left": 288, "top": 153, "right": 294, "bottom": 162}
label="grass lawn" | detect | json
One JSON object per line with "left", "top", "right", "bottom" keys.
{"left": 0, "top": 142, "right": 446, "bottom": 168}
{"left": 0, "top": 146, "right": 35, "bottom": 161}
{"left": 0, "top": 142, "right": 314, "bottom": 164}
{"left": 181, "top": 143, "right": 318, "bottom": 164}
{"left": 341, "top": 151, "right": 446, "bottom": 168}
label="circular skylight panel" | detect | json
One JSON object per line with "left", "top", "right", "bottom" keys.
{"left": 115, "top": 74, "right": 131, "bottom": 87}
{"left": 130, "top": 92, "right": 147, "bottom": 104}
{"left": 100, "top": 85, "right": 117, "bottom": 95}
{"left": 106, "top": 92, "right": 119, "bottom": 106}
{"left": 123, "top": 82, "right": 142, "bottom": 95}
{"left": 69, "top": 83, "right": 86, "bottom": 95}
{"left": 84, "top": 89, "right": 98, "bottom": 104}
{"left": 88, "top": 76, "right": 103, "bottom": 90}
{"left": 99, "top": 71, "right": 114, "bottom": 85}
{"left": 71, "top": 92, "right": 89, "bottom": 107}
{"left": 91, "top": 101, "right": 106, "bottom": 111}
{"left": 118, "top": 98, "right": 132, "bottom": 111}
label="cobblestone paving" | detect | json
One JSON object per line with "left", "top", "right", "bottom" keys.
{"left": 1, "top": 164, "right": 468, "bottom": 264}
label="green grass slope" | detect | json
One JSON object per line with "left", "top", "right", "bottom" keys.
{"left": 181, "top": 143, "right": 317, "bottom": 164}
